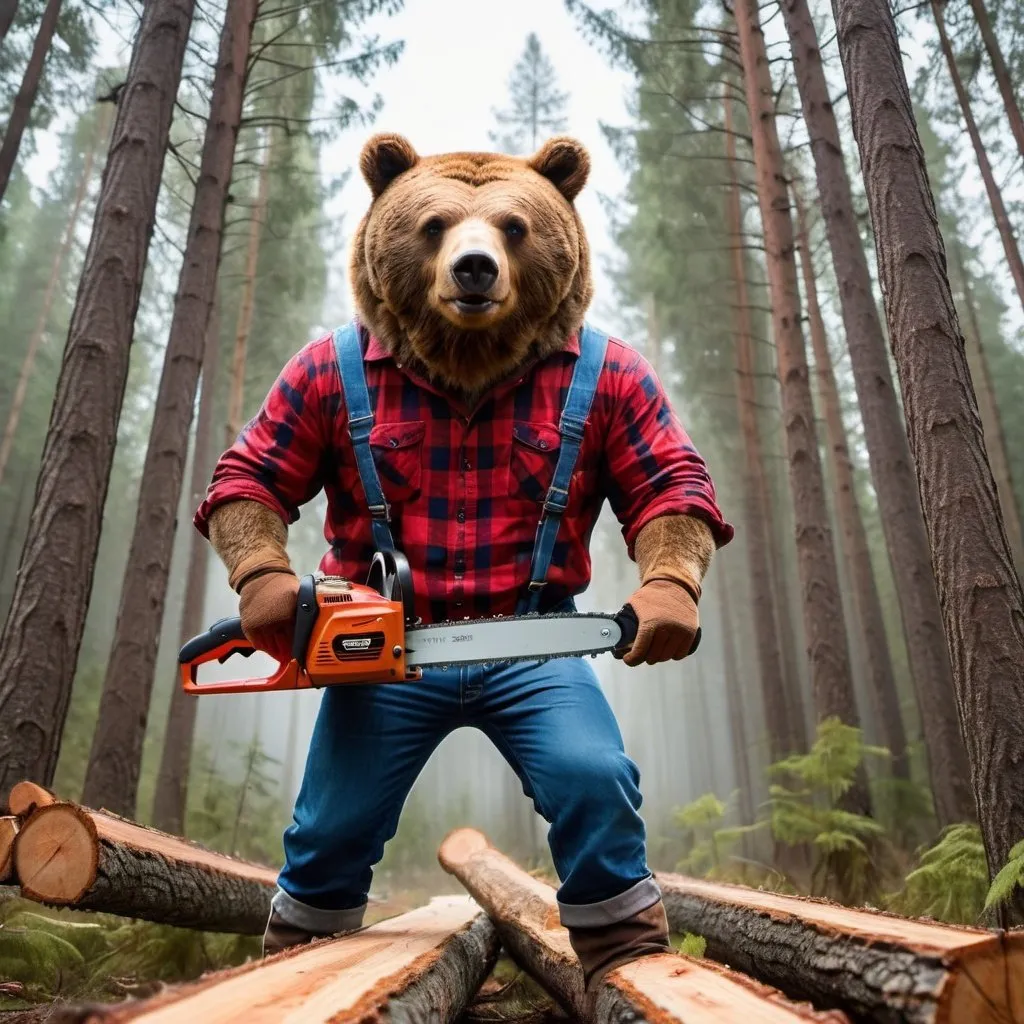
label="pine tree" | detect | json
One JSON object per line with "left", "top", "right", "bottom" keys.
{"left": 490, "top": 33, "right": 569, "bottom": 155}
{"left": 733, "top": 0, "right": 870, "bottom": 815}
{"left": 0, "top": 0, "right": 195, "bottom": 799}
{"left": 779, "top": 0, "right": 974, "bottom": 824}
{"left": 80, "top": 0, "right": 258, "bottom": 816}
{"left": 833, "top": 0, "right": 1024, "bottom": 926}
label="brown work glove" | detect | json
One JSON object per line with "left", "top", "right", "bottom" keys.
{"left": 621, "top": 578, "right": 700, "bottom": 667}
{"left": 238, "top": 570, "right": 300, "bottom": 665}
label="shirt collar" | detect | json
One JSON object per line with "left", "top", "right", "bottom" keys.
{"left": 363, "top": 325, "right": 582, "bottom": 363}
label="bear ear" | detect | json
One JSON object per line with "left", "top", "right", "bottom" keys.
{"left": 528, "top": 137, "right": 590, "bottom": 203}
{"left": 360, "top": 133, "right": 419, "bottom": 199}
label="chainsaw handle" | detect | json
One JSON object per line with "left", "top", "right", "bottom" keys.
{"left": 612, "top": 606, "right": 702, "bottom": 657}
{"left": 178, "top": 616, "right": 252, "bottom": 664}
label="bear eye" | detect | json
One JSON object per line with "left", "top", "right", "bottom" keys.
{"left": 505, "top": 218, "right": 527, "bottom": 240}
{"left": 423, "top": 217, "right": 445, "bottom": 238}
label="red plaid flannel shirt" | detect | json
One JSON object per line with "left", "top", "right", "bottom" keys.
{"left": 195, "top": 328, "right": 733, "bottom": 624}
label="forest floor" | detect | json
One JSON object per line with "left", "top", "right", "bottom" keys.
{"left": 0, "top": 887, "right": 576, "bottom": 1023}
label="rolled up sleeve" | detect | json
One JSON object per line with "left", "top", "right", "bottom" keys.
{"left": 602, "top": 351, "right": 734, "bottom": 556}
{"left": 194, "top": 340, "right": 333, "bottom": 537}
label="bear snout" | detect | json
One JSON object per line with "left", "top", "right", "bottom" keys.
{"left": 451, "top": 250, "right": 499, "bottom": 295}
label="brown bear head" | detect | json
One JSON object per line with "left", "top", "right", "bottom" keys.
{"left": 350, "top": 133, "right": 593, "bottom": 398}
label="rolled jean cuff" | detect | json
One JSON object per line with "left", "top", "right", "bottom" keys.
{"left": 558, "top": 875, "right": 662, "bottom": 928}
{"left": 271, "top": 887, "right": 366, "bottom": 935}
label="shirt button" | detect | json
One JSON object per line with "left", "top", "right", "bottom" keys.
{"left": 457, "top": 509, "right": 466, "bottom": 523}
{"left": 538, "top": 440, "right": 548, "bottom": 450}
{"left": 463, "top": 459, "right": 471, "bottom": 470}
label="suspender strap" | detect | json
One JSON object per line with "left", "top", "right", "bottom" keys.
{"left": 333, "top": 322, "right": 396, "bottom": 554}
{"left": 518, "top": 323, "right": 609, "bottom": 614}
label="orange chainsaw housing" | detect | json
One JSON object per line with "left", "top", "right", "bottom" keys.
{"left": 179, "top": 576, "right": 421, "bottom": 696}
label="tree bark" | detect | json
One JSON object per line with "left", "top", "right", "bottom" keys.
{"left": 724, "top": 92, "right": 798, "bottom": 760}
{"left": 0, "top": 467, "right": 31, "bottom": 589}
{"left": 438, "top": 829, "right": 847, "bottom": 1023}
{"left": 932, "top": 1, "right": 1024, "bottom": 314}
{"left": 150, "top": 302, "right": 222, "bottom": 835}
{"left": 224, "top": 128, "right": 273, "bottom": 447}
{"left": 0, "top": 0, "right": 195, "bottom": 803}
{"left": 0, "top": 0, "right": 63, "bottom": 204}
{"left": 949, "top": 235, "right": 1024, "bottom": 573}
{"left": 832, "top": 0, "right": 1024, "bottom": 926}
{"left": 0, "top": 101, "right": 111, "bottom": 491}
{"left": 659, "top": 872, "right": 1024, "bottom": 1023}
{"left": 0, "top": 815, "right": 16, "bottom": 883}
{"left": 82, "top": 0, "right": 257, "bottom": 817}
{"left": 966, "top": 0, "right": 1024, "bottom": 171}
{"left": 733, "top": 0, "right": 869, "bottom": 814}
{"left": 793, "top": 187, "right": 909, "bottom": 779}
{"left": 0, "top": 0, "right": 18, "bottom": 44}
{"left": 717, "top": 566, "right": 756, "bottom": 829}
{"left": 53, "top": 897, "right": 498, "bottom": 1024}
{"left": 14, "top": 800, "right": 277, "bottom": 932}
{"left": 779, "top": 0, "right": 973, "bottom": 824}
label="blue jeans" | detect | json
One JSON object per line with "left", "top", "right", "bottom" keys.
{"left": 273, "top": 657, "right": 660, "bottom": 933}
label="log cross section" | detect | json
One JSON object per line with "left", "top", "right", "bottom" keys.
{"left": 14, "top": 800, "right": 278, "bottom": 933}
{"left": 658, "top": 872, "right": 1024, "bottom": 1023}
{"left": 59, "top": 896, "right": 497, "bottom": 1023}
{"left": 438, "top": 828, "right": 849, "bottom": 1023}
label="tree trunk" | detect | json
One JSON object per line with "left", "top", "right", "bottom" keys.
{"left": 0, "top": 101, "right": 111, "bottom": 491}
{"left": 733, "top": 0, "right": 869, "bottom": 815}
{"left": 779, "top": 0, "right": 974, "bottom": 824}
{"left": 832, "top": 0, "right": 1024, "bottom": 926}
{"left": 0, "top": 0, "right": 63, "bottom": 204}
{"left": 793, "top": 188, "right": 909, "bottom": 779}
{"left": 966, "top": 0, "right": 1024, "bottom": 171}
{"left": 150, "top": 303, "right": 222, "bottom": 835}
{"left": 14, "top": 800, "right": 277, "bottom": 932}
{"left": 659, "top": 872, "right": 1024, "bottom": 1023}
{"left": 224, "top": 128, "right": 273, "bottom": 448}
{"left": 0, "top": 0, "right": 195, "bottom": 804}
{"left": 82, "top": 0, "right": 257, "bottom": 817}
{"left": 724, "top": 92, "right": 797, "bottom": 761}
{"left": 7, "top": 778, "right": 54, "bottom": 816}
{"left": 932, "top": 1, "right": 1024, "bottom": 314}
{"left": 55, "top": 898, "right": 498, "bottom": 1024}
{"left": 0, "top": 0, "right": 18, "bottom": 44}
{"left": 438, "top": 830, "right": 846, "bottom": 1024}
{"left": 0, "top": 467, "right": 31, "bottom": 588}
{"left": 950, "top": 235, "right": 1024, "bottom": 573}
{"left": 0, "top": 816, "right": 17, "bottom": 883}
{"left": 717, "top": 566, "right": 756, "bottom": 829}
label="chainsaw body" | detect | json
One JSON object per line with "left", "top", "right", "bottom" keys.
{"left": 179, "top": 552, "right": 420, "bottom": 696}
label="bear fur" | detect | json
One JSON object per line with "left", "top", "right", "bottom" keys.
{"left": 350, "top": 133, "right": 594, "bottom": 398}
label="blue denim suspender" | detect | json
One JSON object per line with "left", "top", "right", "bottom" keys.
{"left": 333, "top": 322, "right": 396, "bottom": 554}
{"left": 517, "top": 323, "right": 609, "bottom": 614}
{"left": 333, "top": 320, "right": 609, "bottom": 610}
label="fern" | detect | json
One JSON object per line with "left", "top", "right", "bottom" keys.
{"left": 984, "top": 839, "right": 1024, "bottom": 912}
{"left": 888, "top": 824, "right": 989, "bottom": 924}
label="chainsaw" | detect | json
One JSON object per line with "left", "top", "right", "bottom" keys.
{"left": 179, "top": 550, "right": 699, "bottom": 696}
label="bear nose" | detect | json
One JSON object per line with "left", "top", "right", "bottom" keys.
{"left": 451, "top": 250, "right": 499, "bottom": 294}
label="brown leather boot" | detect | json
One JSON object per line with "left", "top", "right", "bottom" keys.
{"left": 568, "top": 899, "right": 672, "bottom": 1012}
{"left": 262, "top": 907, "right": 332, "bottom": 957}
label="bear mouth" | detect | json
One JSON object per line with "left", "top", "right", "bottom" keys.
{"left": 449, "top": 294, "right": 499, "bottom": 316}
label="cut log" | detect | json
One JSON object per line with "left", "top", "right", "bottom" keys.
{"left": 0, "top": 815, "right": 17, "bottom": 882}
{"left": 54, "top": 895, "right": 497, "bottom": 1023}
{"left": 439, "top": 829, "right": 848, "bottom": 1023}
{"left": 658, "top": 872, "right": 1024, "bottom": 1023}
{"left": 14, "top": 801, "right": 277, "bottom": 933}
{"left": 7, "top": 780, "right": 56, "bottom": 817}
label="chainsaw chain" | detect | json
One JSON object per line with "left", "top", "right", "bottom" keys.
{"left": 405, "top": 611, "right": 621, "bottom": 669}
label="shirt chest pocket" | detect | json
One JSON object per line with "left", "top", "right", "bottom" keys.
{"left": 509, "top": 422, "right": 562, "bottom": 503}
{"left": 369, "top": 421, "right": 425, "bottom": 504}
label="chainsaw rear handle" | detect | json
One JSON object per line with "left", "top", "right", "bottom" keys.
{"left": 612, "top": 605, "right": 702, "bottom": 658}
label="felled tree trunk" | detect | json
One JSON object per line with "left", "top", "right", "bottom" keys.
{"left": 14, "top": 800, "right": 276, "bottom": 933}
{"left": 53, "top": 896, "right": 497, "bottom": 1023}
{"left": 0, "top": 816, "right": 17, "bottom": 883}
{"left": 6, "top": 779, "right": 55, "bottom": 817}
{"left": 439, "top": 829, "right": 848, "bottom": 1023}
{"left": 659, "top": 872, "right": 1024, "bottom": 1023}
